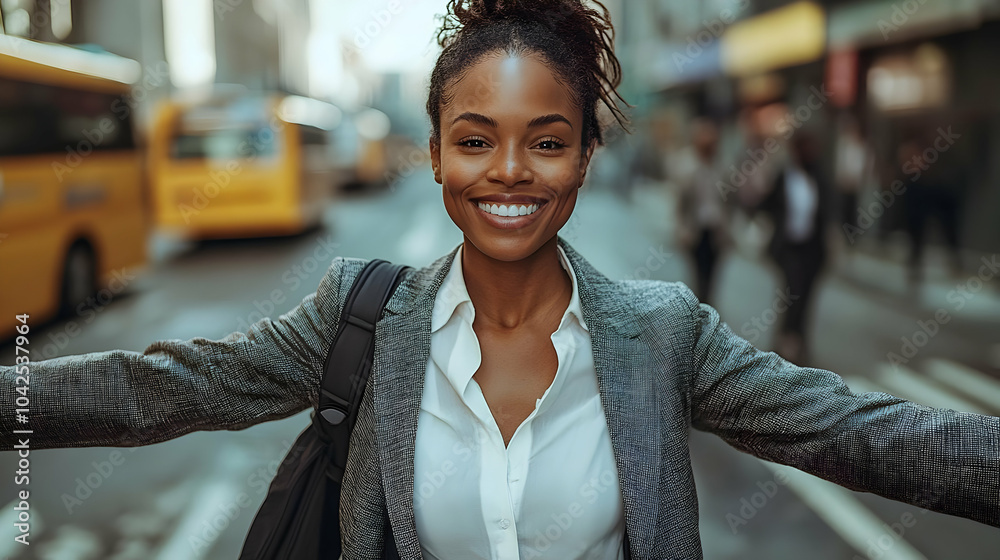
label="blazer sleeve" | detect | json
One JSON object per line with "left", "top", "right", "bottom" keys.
{"left": 680, "top": 285, "right": 1000, "bottom": 527}
{"left": 0, "top": 256, "right": 352, "bottom": 450}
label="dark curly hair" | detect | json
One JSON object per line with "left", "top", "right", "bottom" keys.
{"left": 427, "top": 0, "right": 630, "bottom": 149}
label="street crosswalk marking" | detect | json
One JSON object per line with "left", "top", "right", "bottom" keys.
{"left": 34, "top": 525, "right": 102, "bottom": 559}
{"left": 843, "top": 375, "right": 885, "bottom": 396}
{"left": 873, "top": 364, "right": 988, "bottom": 415}
{"left": 923, "top": 359, "right": 1000, "bottom": 415}
{"left": 152, "top": 442, "right": 256, "bottom": 560}
{"left": 813, "top": 361, "right": 1000, "bottom": 559}
{"left": 758, "top": 460, "right": 927, "bottom": 560}
{"left": 846, "top": 360, "right": 1000, "bottom": 416}
{"left": 152, "top": 476, "right": 241, "bottom": 560}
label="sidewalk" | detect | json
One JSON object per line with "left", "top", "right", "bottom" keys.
{"left": 836, "top": 236, "right": 1000, "bottom": 324}
{"left": 832, "top": 236, "right": 1000, "bottom": 376}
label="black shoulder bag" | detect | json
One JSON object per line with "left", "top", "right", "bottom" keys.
{"left": 239, "top": 259, "right": 410, "bottom": 560}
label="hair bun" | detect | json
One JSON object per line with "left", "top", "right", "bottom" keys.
{"left": 439, "top": 0, "right": 606, "bottom": 49}
{"left": 450, "top": 0, "right": 547, "bottom": 29}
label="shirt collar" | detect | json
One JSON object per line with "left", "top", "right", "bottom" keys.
{"left": 430, "top": 243, "right": 589, "bottom": 334}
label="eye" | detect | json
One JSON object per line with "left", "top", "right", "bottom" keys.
{"left": 457, "top": 136, "right": 490, "bottom": 150}
{"left": 535, "top": 137, "right": 568, "bottom": 151}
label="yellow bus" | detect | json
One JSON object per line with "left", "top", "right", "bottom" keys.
{"left": 149, "top": 93, "right": 339, "bottom": 239}
{"left": 0, "top": 37, "right": 147, "bottom": 340}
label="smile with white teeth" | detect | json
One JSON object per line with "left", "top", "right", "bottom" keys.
{"left": 477, "top": 201, "right": 540, "bottom": 217}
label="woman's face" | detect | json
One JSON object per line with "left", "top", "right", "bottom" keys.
{"left": 430, "top": 53, "right": 596, "bottom": 262}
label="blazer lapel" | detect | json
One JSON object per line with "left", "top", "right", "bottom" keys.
{"left": 558, "top": 237, "right": 661, "bottom": 558}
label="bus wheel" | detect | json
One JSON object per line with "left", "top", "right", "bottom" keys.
{"left": 60, "top": 242, "right": 97, "bottom": 317}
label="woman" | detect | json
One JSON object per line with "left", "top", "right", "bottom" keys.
{"left": 3, "top": 1, "right": 999, "bottom": 559}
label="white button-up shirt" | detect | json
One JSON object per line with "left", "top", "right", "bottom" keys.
{"left": 784, "top": 165, "right": 820, "bottom": 243}
{"left": 413, "top": 243, "right": 626, "bottom": 560}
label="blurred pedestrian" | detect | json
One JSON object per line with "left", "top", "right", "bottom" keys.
{"left": 676, "top": 118, "right": 729, "bottom": 304}
{"left": 898, "top": 138, "right": 964, "bottom": 286}
{"left": 834, "top": 114, "right": 874, "bottom": 253}
{"left": 622, "top": 113, "right": 668, "bottom": 200}
{"left": 757, "top": 133, "right": 830, "bottom": 364}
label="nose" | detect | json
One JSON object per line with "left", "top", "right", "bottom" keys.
{"left": 486, "top": 143, "right": 533, "bottom": 186}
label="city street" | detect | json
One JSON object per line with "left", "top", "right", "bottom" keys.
{"left": 1, "top": 170, "right": 998, "bottom": 559}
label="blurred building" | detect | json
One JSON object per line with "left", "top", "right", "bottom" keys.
{"left": 623, "top": 0, "right": 1000, "bottom": 258}
{"left": 0, "top": 0, "right": 311, "bottom": 134}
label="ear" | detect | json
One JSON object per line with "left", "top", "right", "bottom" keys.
{"left": 430, "top": 138, "right": 442, "bottom": 184}
{"left": 578, "top": 139, "right": 597, "bottom": 186}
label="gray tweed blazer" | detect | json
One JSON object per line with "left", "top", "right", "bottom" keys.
{"left": 3, "top": 235, "right": 998, "bottom": 559}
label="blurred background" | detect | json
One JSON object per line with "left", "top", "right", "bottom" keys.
{"left": 1, "top": 0, "right": 999, "bottom": 558}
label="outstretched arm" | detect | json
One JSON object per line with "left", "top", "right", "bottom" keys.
{"left": 681, "top": 286, "right": 1000, "bottom": 527}
{"left": 1, "top": 256, "right": 358, "bottom": 450}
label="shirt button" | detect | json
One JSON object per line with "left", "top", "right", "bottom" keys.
{"left": 499, "top": 519, "right": 511, "bottom": 530}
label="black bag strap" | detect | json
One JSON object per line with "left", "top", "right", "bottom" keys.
{"left": 313, "top": 259, "right": 410, "bottom": 481}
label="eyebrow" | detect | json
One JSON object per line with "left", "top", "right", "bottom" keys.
{"left": 452, "top": 112, "right": 499, "bottom": 128}
{"left": 527, "top": 113, "right": 573, "bottom": 129}
{"left": 450, "top": 112, "right": 573, "bottom": 130}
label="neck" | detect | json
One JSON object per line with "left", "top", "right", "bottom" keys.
{"left": 460, "top": 236, "right": 572, "bottom": 331}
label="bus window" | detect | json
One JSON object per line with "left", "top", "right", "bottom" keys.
{"left": 0, "top": 77, "right": 135, "bottom": 157}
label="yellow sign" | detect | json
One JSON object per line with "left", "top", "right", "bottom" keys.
{"left": 722, "top": 1, "right": 826, "bottom": 76}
